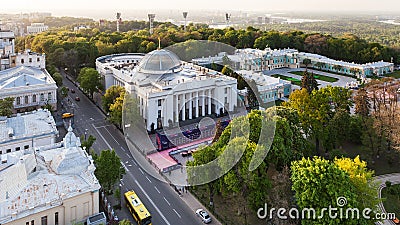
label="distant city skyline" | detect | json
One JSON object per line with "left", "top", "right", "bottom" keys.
{"left": 1, "top": 0, "right": 400, "bottom": 19}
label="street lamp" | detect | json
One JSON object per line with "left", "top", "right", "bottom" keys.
{"left": 84, "top": 129, "right": 88, "bottom": 140}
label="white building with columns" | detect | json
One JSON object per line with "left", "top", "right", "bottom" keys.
{"left": 96, "top": 49, "right": 238, "bottom": 131}
{"left": 0, "top": 109, "right": 58, "bottom": 155}
{"left": 0, "top": 126, "right": 100, "bottom": 225}
{"left": 0, "top": 66, "right": 57, "bottom": 112}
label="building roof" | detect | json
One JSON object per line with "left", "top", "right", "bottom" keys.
{"left": 0, "top": 128, "right": 99, "bottom": 224}
{"left": 137, "top": 49, "right": 182, "bottom": 75}
{"left": 0, "top": 30, "right": 15, "bottom": 39}
{"left": 0, "top": 109, "right": 58, "bottom": 144}
{"left": 0, "top": 66, "right": 56, "bottom": 91}
{"left": 236, "top": 70, "right": 291, "bottom": 92}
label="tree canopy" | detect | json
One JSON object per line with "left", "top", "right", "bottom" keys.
{"left": 77, "top": 67, "right": 103, "bottom": 98}
{"left": 94, "top": 149, "right": 125, "bottom": 193}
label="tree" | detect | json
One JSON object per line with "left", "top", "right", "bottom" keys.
{"left": 94, "top": 149, "right": 125, "bottom": 193}
{"left": 301, "top": 71, "right": 318, "bottom": 94}
{"left": 291, "top": 156, "right": 378, "bottom": 225}
{"left": 80, "top": 135, "right": 96, "bottom": 153}
{"left": 77, "top": 67, "right": 103, "bottom": 98}
{"left": 102, "top": 85, "right": 126, "bottom": 113}
{"left": 0, "top": 97, "right": 14, "bottom": 117}
{"left": 118, "top": 220, "right": 133, "bottom": 225}
{"left": 51, "top": 72, "right": 63, "bottom": 87}
{"left": 60, "top": 86, "right": 69, "bottom": 99}
{"left": 109, "top": 91, "right": 125, "bottom": 127}
{"left": 302, "top": 58, "right": 312, "bottom": 69}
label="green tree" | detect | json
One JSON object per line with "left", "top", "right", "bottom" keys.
{"left": 301, "top": 71, "right": 318, "bottom": 94}
{"left": 0, "top": 97, "right": 14, "bottom": 117}
{"left": 102, "top": 85, "right": 126, "bottom": 113}
{"left": 80, "top": 135, "right": 96, "bottom": 153}
{"left": 60, "top": 86, "right": 69, "bottom": 99}
{"left": 94, "top": 149, "right": 125, "bottom": 193}
{"left": 77, "top": 67, "right": 103, "bottom": 98}
{"left": 118, "top": 220, "right": 133, "bottom": 225}
{"left": 109, "top": 91, "right": 125, "bottom": 127}
{"left": 51, "top": 72, "right": 63, "bottom": 87}
{"left": 302, "top": 58, "right": 312, "bottom": 69}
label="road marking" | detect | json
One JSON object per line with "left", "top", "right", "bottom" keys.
{"left": 146, "top": 176, "right": 152, "bottom": 183}
{"left": 128, "top": 164, "right": 132, "bottom": 167}
{"left": 164, "top": 197, "right": 171, "bottom": 206}
{"left": 154, "top": 186, "right": 160, "bottom": 194}
{"left": 121, "top": 161, "right": 129, "bottom": 172}
{"left": 139, "top": 168, "right": 144, "bottom": 174}
{"left": 120, "top": 180, "right": 125, "bottom": 186}
{"left": 132, "top": 161, "right": 137, "bottom": 166}
{"left": 135, "top": 179, "right": 171, "bottom": 225}
{"left": 92, "top": 124, "right": 112, "bottom": 150}
{"left": 103, "top": 127, "right": 121, "bottom": 146}
{"left": 173, "top": 209, "right": 182, "bottom": 218}
{"left": 94, "top": 125, "right": 113, "bottom": 129}
{"left": 126, "top": 153, "right": 131, "bottom": 159}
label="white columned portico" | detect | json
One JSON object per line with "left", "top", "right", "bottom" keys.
{"left": 201, "top": 90, "right": 205, "bottom": 116}
{"left": 195, "top": 91, "right": 199, "bottom": 118}
{"left": 182, "top": 93, "right": 186, "bottom": 121}
{"left": 175, "top": 95, "right": 179, "bottom": 122}
{"left": 208, "top": 89, "right": 212, "bottom": 115}
{"left": 189, "top": 92, "right": 193, "bottom": 120}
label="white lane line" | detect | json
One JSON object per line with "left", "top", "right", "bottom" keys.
{"left": 139, "top": 168, "right": 144, "bottom": 174}
{"left": 93, "top": 125, "right": 112, "bottom": 129}
{"left": 120, "top": 180, "right": 125, "bottom": 186}
{"left": 154, "top": 186, "right": 160, "bottom": 194}
{"left": 134, "top": 179, "right": 171, "bottom": 225}
{"left": 103, "top": 127, "right": 121, "bottom": 146}
{"left": 132, "top": 161, "right": 137, "bottom": 166}
{"left": 126, "top": 153, "right": 131, "bottom": 158}
{"left": 92, "top": 124, "right": 112, "bottom": 150}
{"left": 121, "top": 161, "right": 129, "bottom": 172}
{"left": 173, "top": 209, "right": 182, "bottom": 218}
{"left": 164, "top": 197, "right": 171, "bottom": 206}
{"left": 128, "top": 164, "right": 132, "bottom": 167}
{"left": 146, "top": 176, "right": 152, "bottom": 183}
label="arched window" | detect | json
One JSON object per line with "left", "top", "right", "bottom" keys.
{"left": 24, "top": 96, "right": 29, "bottom": 104}
{"left": 40, "top": 93, "right": 44, "bottom": 102}
{"left": 48, "top": 92, "right": 52, "bottom": 101}
{"left": 32, "top": 95, "right": 37, "bottom": 102}
{"left": 16, "top": 97, "right": 21, "bottom": 105}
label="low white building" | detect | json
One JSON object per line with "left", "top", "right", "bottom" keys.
{"left": 10, "top": 50, "right": 46, "bottom": 69}
{"left": 0, "top": 30, "right": 15, "bottom": 71}
{"left": 26, "top": 23, "right": 49, "bottom": 35}
{"left": 0, "top": 66, "right": 57, "bottom": 112}
{"left": 0, "top": 127, "right": 101, "bottom": 225}
{"left": 0, "top": 109, "right": 58, "bottom": 155}
{"left": 97, "top": 49, "right": 238, "bottom": 131}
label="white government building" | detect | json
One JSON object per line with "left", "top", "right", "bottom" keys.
{"left": 0, "top": 66, "right": 57, "bottom": 113}
{"left": 96, "top": 49, "right": 238, "bottom": 131}
{"left": 26, "top": 23, "right": 49, "bottom": 35}
{"left": 0, "top": 109, "right": 58, "bottom": 155}
{"left": 0, "top": 126, "right": 100, "bottom": 225}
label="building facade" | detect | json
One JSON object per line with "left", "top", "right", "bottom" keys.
{"left": 97, "top": 49, "right": 238, "bottom": 131}
{"left": 0, "top": 109, "right": 58, "bottom": 155}
{"left": 0, "top": 66, "right": 57, "bottom": 112}
{"left": 26, "top": 23, "right": 49, "bottom": 34}
{"left": 298, "top": 52, "right": 394, "bottom": 77}
{"left": 0, "top": 127, "right": 100, "bottom": 225}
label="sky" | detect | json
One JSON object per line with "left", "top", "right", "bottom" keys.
{"left": 1, "top": 0, "right": 400, "bottom": 18}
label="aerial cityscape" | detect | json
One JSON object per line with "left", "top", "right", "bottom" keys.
{"left": 0, "top": 1, "right": 400, "bottom": 225}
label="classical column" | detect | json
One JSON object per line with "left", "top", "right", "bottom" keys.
{"left": 201, "top": 90, "right": 205, "bottom": 117}
{"left": 182, "top": 93, "right": 186, "bottom": 121}
{"left": 189, "top": 92, "right": 193, "bottom": 120}
{"left": 175, "top": 95, "right": 179, "bottom": 122}
{"left": 208, "top": 89, "right": 212, "bottom": 115}
{"left": 195, "top": 91, "right": 199, "bottom": 118}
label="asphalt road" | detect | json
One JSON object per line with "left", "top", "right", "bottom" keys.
{"left": 59, "top": 71, "right": 204, "bottom": 225}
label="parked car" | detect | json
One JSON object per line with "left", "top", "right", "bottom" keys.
{"left": 62, "top": 113, "right": 74, "bottom": 119}
{"left": 181, "top": 150, "right": 192, "bottom": 157}
{"left": 196, "top": 209, "right": 212, "bottom": 224}
{"left": 75, "top": 96, "right": 80, "bottom": 101}
{"left": 71, "top": 89, "right": 75, "bottom": 93}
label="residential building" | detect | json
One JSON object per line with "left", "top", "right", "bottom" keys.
{"left": 0, "top": 109, "right": 58, "bottom": 155}
{"left": 298, "top": 52, "right": 394, "bottom": 77}
{"left": 10, "top": 50, "right": 46, "bottom": 69}
{"left": 0, "top": 66, "right": 57, "bottom": 112}
{"left": 96, "top": 49, "right": 238, "bottom": 131}
{"left": 0, "top": 126, "right": 101, "bottom": 225}
{"left": 26, "top": 23, "right": 48, "bottom": 34}
{"left": 0, "top": 30, "right": 15, "bottom": 70}
{"left": 236, "top": 70, "right": 292, "bottom": 105}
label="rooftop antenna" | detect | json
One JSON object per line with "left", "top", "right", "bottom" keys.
{"left": 225, "top": 13, "right": 231, "bottom": 26}
{"left": 148, "top": 14, "right": 156, "bottom": 35}
{"left": 116, "top": 12, "right": 121, "bottom": 32}
{"left": 183, "top": 12, "right": 188, "bottom": 32}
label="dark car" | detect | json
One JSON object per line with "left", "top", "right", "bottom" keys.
{"left": 71, "top": 89, "right": 75, "bottom": 93}
{"left": 75, "top": 96, "right": 80, "bottom": 101}
{"left": 181, "top": 150, "right": 192, "bottom": 157}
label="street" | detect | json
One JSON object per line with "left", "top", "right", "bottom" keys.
{"left": 59, "top": 71, "right": 204, "bottom": 225}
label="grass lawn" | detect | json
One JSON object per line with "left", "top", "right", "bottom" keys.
{"left": 381, "top": 184, "right": 400, "bottom": 219}
{"left": 385, "top": 70, "right": 400, "bottom": 79}
{"left": 271, "top": 74, "right": 302, "bottom": 86}
{"left": 289, "top": 71, "right": 339, "bottom": 83}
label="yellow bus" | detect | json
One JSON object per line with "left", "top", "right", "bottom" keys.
{"left": 124, "top": 190, "right": 152, "bottom": 225}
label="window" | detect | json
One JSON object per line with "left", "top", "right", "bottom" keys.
{"left": 158, "top": 99, "right": 162, "bottom": 106}
{"left": 26, "top": 222, "right": 29, "bottom": 225}
{"left": 24, "top": 145, "right": 29, "bottom": 150}
{"left": 40, "top": 93, "right": 44, "bottom": 102}
{"left": 15, "top": 147, "right": 20, "bottom": 151}
{"left": 31, "top": 220, "right": 34, "bottom": 225}
{"left": 158, "top": 110, "right": 161, "bottom": 118}
{"left": 29, "top": 58, "right": 32, "bottom": 63}
{"left": 41, "top": 216, "right": 47, "bottom": 225}
{"left": 6, "top": 149, "right": 11, "bottom": 153}
{"left": 25, "top": 96, "right": 29, "bottom": 104}
{"left": 32, "top": 95, "right": 37, "bottom": 102}
{"left": 16, "top": 97, "right": 21, "bottom": 105}
{"left": 224, "top": 97, "right": 228, "bottom": 104}
{"left": 12, "top": 60, "right": 15, "bottom": 64}
{"left": 21, "top": 59, "right": 24, "bottom": 64}
{"left": 55, "top": 212, "right": 59, "bottom": 225}
{"left": 48, "top": 93, "right": 52, "bottom": 101}
{"left": 224, "top": 88, "right": 228, "bottom": 94}
{"left": 37, "top": 58, "right": 40, "bottom": 62}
